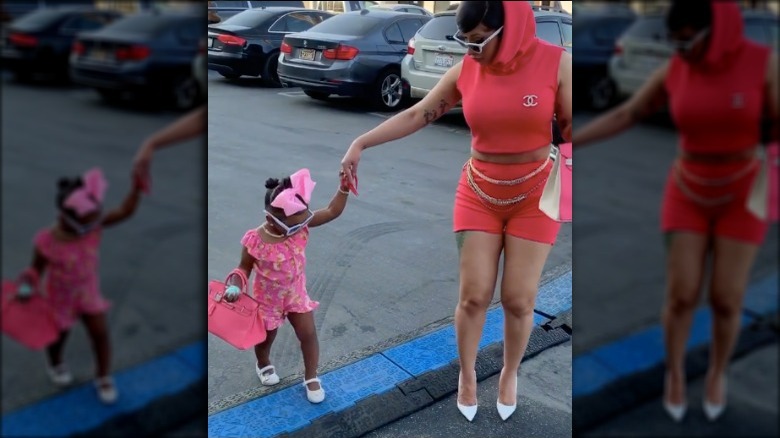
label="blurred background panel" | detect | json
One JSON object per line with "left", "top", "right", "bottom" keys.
{"left": 1, "top": 0, "right": 207, "bottom": 436}
{"left": 572, "top": 1, "right": 778, "bottom": 436}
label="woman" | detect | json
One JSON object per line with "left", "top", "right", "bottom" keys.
{"left": 340, "top": 1, "right": 572, "bottom": 422}
{"left": 574, "top": 0, "right": 778, "bottom": 422}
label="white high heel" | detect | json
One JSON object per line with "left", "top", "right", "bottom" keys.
{"left": 496, "top": 369, "right": 517, "bottom": 421}
{"left": 703, "top": 375, "right": 727, "bottom": 421}
{"left": 303, "top": 377, "right": 325, "bottom": 403}
{"left": 663, "top": 373, "right": 687, "bottom": 422}
{"left": 456, "top": 372, "right": 478, "bottom": 422}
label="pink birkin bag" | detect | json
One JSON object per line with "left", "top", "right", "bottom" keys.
{"left": 207, "top": 269, "right": 267, "bottom": 350}
{"left": 539, "top": 142, "right": 572, "bottom": 222}
{"left": 1, "top": 279, "right": 60, "bottom": 350}
{"left": 747, "top": 142, "right": 779, "bottom": 223}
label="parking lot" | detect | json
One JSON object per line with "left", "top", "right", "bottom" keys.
{"left": 0, "top": 68, "right": 204, "bottom": 432}
{"left": 206, "top": 70, "right": 573, "bottom": 405}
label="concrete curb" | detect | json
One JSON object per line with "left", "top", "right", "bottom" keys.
{"left": 573, "top": 314, "right": 778, "bottom": 434}
{"left": 278, "top": 312, "right": 572, "bottom": 438}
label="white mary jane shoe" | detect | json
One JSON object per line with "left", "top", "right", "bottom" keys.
{"left": 94, "top": 376, "right": 118, "bottom": 404}
{"left": 304, "top": 377, "right": 325, "bottom": 403}
{"left": 46, "top": 363, "right": 74, "bottom": 386}
{"left": 256, "top": 364, "right": 280, "bottom": 386}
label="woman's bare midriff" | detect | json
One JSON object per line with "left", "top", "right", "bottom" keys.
{"left": 471, "top": 145, "right": 551, "bottom": 164}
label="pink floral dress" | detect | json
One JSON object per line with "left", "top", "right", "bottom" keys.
{"left": 240, "top": 227, "right": 319, "bottom": 331}
{"left": 34, "top": 227, "right": 111, "bottom": 330}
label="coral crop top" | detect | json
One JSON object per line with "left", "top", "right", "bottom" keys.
{"left": 455, "top": 1, "right": 563, "bottom": 155}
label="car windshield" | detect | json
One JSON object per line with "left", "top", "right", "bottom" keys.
{"left": 220, "top": 10, "right": 275, "bottom": 27}
{"left": 418, "top": 15, "right": 455, "bottom": 41}
{"left": 308, "top": 14, "right": 382, "bottom": 36}
{"left": 11, "top": 9, "right": 68, "bottom": 29}
{"left": 103, "top": 13, "right": 187, "bottom": 36}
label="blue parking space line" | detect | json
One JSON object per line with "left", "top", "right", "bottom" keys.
{"left": 208, "top": 269, "right": 572, "bottom": 438}
{"left": 534, "top": 270, "right": 572, "bottom": 317}
{"left": 208, "top": 354, "right": 412, "bottom": 438}
{"left": 1, "top": 340, "right": 205, "bottom": 437}
{"left": 573, "top": 272, "right": 776, "bottom": 399}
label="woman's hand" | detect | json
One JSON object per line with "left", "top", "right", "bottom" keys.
{"left": 132, "top": 141, "right": 154, "bottom": 194}
{"left": 340, "top": 142, "right": 363, "bottom": 189}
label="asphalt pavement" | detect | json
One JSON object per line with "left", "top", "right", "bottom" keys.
{"left": 206, "top": 70, "right": 572, "bottom": 414}
{"left": 1, "top": 71, "right": 205, "bottom": 434}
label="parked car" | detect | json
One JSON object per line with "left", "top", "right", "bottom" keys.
{"left": 208, "top": 7, "right": 333, "bottom": 86}
{"left": 572, "top": 3, "right": 635, "bottom": 110}
{"left": 368, "top": 4, "right": 433, "bottom": 17}
{"left": 278, "top": 9, "right": 431, "bottom": 110}
{"left": 70, "top": 7, "right": 205, "bottom": 110}
{"left": 311, "top": 1, "right": 378, "bottom": 15}
{"left": 610, "top": 8, "right": 779, "bottom": 100}
{"left": 1, "top": 7, "right": 121, "bottom": 81}
{"left": 208, "top": 1, "right": 305, "bottom": 24}
{"left": 402, "top": 5, "right": 571, "bottom": 101}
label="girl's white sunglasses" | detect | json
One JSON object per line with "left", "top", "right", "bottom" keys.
{"left": 453, "top": 26, "right": 503, "bottom": 54}
{"left": 265, "top": 209, "right": 313, "bottom": 236}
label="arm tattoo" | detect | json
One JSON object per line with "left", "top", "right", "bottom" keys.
{"left": 423, "top": 99, "right": 450, "bottom": 125}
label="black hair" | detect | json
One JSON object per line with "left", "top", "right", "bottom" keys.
{"left": 666, "top": 0, "right": 712, "bottom": 33}
{"left": 264, "top": 175, "right": 308, "bottom": 217}
{"left": 456, "top": 1, "right": 504, "bottom": 33}
{"left": 56, "top": 176, "right": 83, "bottom": 211}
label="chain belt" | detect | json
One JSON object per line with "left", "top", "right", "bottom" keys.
{"left": 464, "top": 159, "right": 549, "bottom": 209}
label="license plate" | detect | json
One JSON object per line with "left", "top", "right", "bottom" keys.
{"left": 434, "top": 53, "right": 453, "bottom": 68}
{"left": 299, "top": 48, "right": 315, "bottom": 61}
{"left": 208, "top": 37, "right": 214, "bottom": 48}
{"left": 90, "top": 49, "right": 111, "bottom": 62}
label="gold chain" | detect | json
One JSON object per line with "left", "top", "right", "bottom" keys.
{"left": 675, "top": 159, "right": 758, "bottom": 187}
{"left": 466, "top": 156, "right": 550, "bottom": 186}
{"left": 466, "top": 162, "right": 548, "bottom": 208}
{"left": 673, "top": 166, "right": 734, "bottom": 207}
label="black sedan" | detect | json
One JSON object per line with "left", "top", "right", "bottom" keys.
{"left": 70, "top": 7, "right": 205, "bottom": 111}
{"left": 1, "top": 7, "right": 121, "bottom": 81}
{"left": 207, "top": 7, "right": 333, "bottom": 86}
{"left": 278, "top": 9, "right": 430, "bottom": 111}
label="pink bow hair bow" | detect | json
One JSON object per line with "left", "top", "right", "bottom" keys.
{"left": 63, "top": 168, "right": 108, "bottom": 216}
{"left": 270, "top": 168, "right": 316, "bottom": 216}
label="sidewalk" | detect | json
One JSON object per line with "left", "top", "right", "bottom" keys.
{"left": 585, "top": 342, "right": 778, "bottom": 437}
{"left": 366, "top": 341, "right": 572, "bottom": 438}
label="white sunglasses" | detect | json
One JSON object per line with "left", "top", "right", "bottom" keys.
{"left": 453, "top": 26, "right": 503, "bottom": 54}
{"left": 667, "top": 28, "right": 709, "bottom": 54}
{"left": 265, "top": 209, "right": 313, "bottom": 236}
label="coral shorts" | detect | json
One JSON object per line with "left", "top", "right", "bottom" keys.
{"left": 661, "top": 159, "right": 769, "bottom": 245}
{"left": 453, "top": 157, "right": 561, "bottom": 245}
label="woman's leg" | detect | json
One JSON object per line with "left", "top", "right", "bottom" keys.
{"left": 287, "top": 312, "right": 320, "bottom": 390}
{"left": 706, "top": 237, "right": 760, "bottom": 403}
{"left": 81, "top": 312, "right": 111, "bottom": 378}
{"left": 46, "top": 330, "right": 71, "bottom": 367}
{"left": 498, "top": 235, "right": 553, "bottom": 405}
{"left": 662, "top": 232, "right": 709, "bottom": 405}
{"left": 254, "top": 329, "right": 279, "bottom": 369}
{"left": 454, "top": 231, "right": 503, "bottom": 406}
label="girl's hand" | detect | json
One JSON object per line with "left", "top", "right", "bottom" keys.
{"left": 224, "top": 285, "right": 241, "bottom": 303}
{"left": 339, "top": 170, "right": 351, "bottom": 193}
{"left": 16, "top": 283, "right": 33, "bottom": 301}
{"left": 340, "top": 143, "right": 362, "bottom": 189}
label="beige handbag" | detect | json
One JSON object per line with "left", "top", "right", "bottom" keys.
{"left": 539, "top": 143, "right": 572, "bottom": 222}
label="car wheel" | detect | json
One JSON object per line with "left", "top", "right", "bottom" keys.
{"left": 373, "top": 68, "right": 405, "bottom": 111}
{"left": 589, "top": 75, "right": 617, "bottom": 111}
{"left": 261, "top": 52, "right": 281, "bottom": 87}
{"left": 219, "top": 72, "right": 241, "bottom": 80}
{"left": 171, "top": 74, "right": 200, "bottom": 111}
{"left": 304, "top": 90, "right": 330, "bottom": 100}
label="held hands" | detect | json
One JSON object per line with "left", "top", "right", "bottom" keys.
{"left": 340, "top": 143, "right": 362, "bottom": 193}
{"left": 132, "top": 141, "right": 153, "bottom": 195}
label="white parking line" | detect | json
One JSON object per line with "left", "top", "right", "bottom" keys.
{"left": 278, "top": 91, "right": 305, "bottom": 98}
{"left": 368, "top": 112, "right": 393, "bottom": 119}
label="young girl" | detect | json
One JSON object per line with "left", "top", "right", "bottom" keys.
{"left": 223, "top": 168, "right": 351, "bottom": 403}
{"left": 16, "top": 167, "right": 143, "bottom": 404}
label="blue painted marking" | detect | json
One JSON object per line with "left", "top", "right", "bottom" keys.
{"left": 573, "top": 272, "right": 776, "bottom": 399}
{"left": 2, "top": 341, "right": 205, "bottom": 437}
{"left": 209, "top": 270, "right": 572, "bottom": 438}
{"left": 535, "top": 270, "right": 572, "bottom": 317}
{"left": 208, "top": 354, "right": 413, "bottom": 437}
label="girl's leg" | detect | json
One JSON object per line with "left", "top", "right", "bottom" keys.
{"left": 287, "top": 311, "right": 320, "bottom": 390}
{"left": 454, "top": 231, "right": 503, "bottom": 406}
{"left": 662, "top": 232, "right": 709, "bottom": 405}
{"left": 706, "top": 237, "right": 760, "bottom": 404}
{"left": 254, "top": 329, "right": 278, "bottom": 369}
{"left": 498, "top": 234, "right": 553, "bottom": 405}
{"left": 81, "top": 312, "right": 111, "bottom": 378}
{"left": 46, "top": 330, "right": 71, "bottom": 367}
